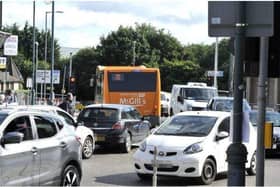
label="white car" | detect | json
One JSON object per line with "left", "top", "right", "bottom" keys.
{"left": 133, "top": 111, "right": 256, "bottom": 184}
{"left": 8, "top": 105, "right": 95, "bottom": 159}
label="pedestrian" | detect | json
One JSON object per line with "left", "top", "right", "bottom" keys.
{"left": 4, "top": 89, "right": 17, "bottom": 104}
{"left": 58, "top": 92, "right": 74, "bottom": 115}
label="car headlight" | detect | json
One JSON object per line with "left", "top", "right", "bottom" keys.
{"left": 139, "top": 140, "right": 146, "bottom": 152}
{"left": 183, "top": 142, "right": 203, "bottom": 154}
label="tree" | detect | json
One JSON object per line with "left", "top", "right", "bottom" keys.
{"left": 159, "top": 59, "right": 201, "bottom": 91}
{"left": 2, "top": 22, "right": 60, "bottom": 88}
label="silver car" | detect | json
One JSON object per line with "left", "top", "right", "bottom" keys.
{"left": 0, "top": 109, "right": 82, "bottom": 186}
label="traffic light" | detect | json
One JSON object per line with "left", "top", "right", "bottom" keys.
{"left": 69, "top": 76, "right": 76, "bottom": 94}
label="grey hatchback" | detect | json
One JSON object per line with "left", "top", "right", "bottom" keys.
{"left": 0, "top": 109, "right": 82, "bottom": 186}
{"left": 77, "top": 104, "right": 151, "bottom": 153}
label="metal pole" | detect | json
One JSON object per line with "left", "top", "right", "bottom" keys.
{"left": 50, "top": 1, "right": 55, "bottom": 101}
{"left": 214, "top": 37, "right": 218, "bottom": 89}
{"left": 132, "top": 41, "right": 136, "bottom": 66}
{"left": 35, "top": 41, "right": 39, "bottom": 104}
{"left": 152, "top": 146, "right": 157, "bottom": 187}
{"left": 256, "top": 37, "right": 269, "bottom": 186}
{"left": 227, "top": 2, "right": 247, "bottom": 186}
{"left": 31, "top": 0, "right": 36, "bottom": 105}
{"left": 68, "top": 52, "right": 72, "bottom": 91}
{"left": 62, "top": 65, "right": 66, "bottom": 100}
{"left": 44, "top": 11, "right": 48, "bottom": 100}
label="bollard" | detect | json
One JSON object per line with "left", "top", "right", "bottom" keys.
{"left": 152, "top": 146, "right": 157, "bottom": 187}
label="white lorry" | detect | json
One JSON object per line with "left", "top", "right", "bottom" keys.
{"left": 170, "top": 82, "right": 218, "bottom": 115}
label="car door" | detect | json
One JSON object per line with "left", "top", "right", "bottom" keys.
{"left": 130, "top": 108, "right": 150, "bottom": 140}
{"left": 215, "top": 117, "right": 230, "bottom": 172}
{"left": 31, "top": 115, "right": 63, "bottom": 185}
{"left": 0, "top": 115, "right": 38, "bottom": 186}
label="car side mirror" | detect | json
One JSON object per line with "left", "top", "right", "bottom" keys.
{"left": 76, "top": 121, "right": 84, "bottom": 127}
{"left": 1, "top": 132, "right": 24, "bottom": 147}
{"left": 177, "top": 96, "right": 184, "bottom": 104}
{"left": 216, "top": 131, "right": 229, "bottom": 141}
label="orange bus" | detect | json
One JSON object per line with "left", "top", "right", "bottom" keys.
{"left": 94, "top": 65, "right": 161, "bottom": 127}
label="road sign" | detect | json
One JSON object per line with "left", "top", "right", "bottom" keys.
{"left": 26, "top": 77, "right": 32, "bottom": 88}
{"left": 36, "top": 70, "right": 60, "bottom": 84}
{"left": 207, "top": 70, "right": 224, "bottom": 77}
{"left": 0, "top": 57, "right": 7, "bottom": 69}
{"left": 208, "top": 1, "right": 274, "bottom": 37}
{"left": 4, "top": 35, "right": 18, "bottom": 56}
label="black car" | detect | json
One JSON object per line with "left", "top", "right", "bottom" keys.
{"left": 77, "top": 104, "right": 151, "bottom": 153}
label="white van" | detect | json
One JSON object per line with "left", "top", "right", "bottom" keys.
{"left": 160, "top": 91, "right": 171, "bottom": 117}
{"left": 170, "top": 82, "right": 218, "bottom": 115}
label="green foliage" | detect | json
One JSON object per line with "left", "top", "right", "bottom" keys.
{"left": 160, "top": 59, "right": 201, "bottom": 91}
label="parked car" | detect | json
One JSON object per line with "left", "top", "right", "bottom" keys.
{"left": 133, "top": 111, "right": 256, "bottom": 185}
{"left": 161, "top": 91, "right": 171, "bottom": 117}
{"left": 2, "top": 105, "right": 95, "bottom": 159}
{"left": 207, "top": 96, "right": 251, "bottom": 112}
{"left": 0, "top": 109, "right": 82, "bottom": 186}
{"left": 249, "top": 110, "right": 280, "bottom": 152}
{"left": 77, "top": 104, "right": 151, "bottom": 153}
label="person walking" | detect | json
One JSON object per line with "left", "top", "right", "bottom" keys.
{"left": 58, "top": 92, "right": 74, "bottom": 115}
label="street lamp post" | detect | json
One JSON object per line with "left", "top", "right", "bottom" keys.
{"left": 35, "top": 41, "right": 38, "bottom": 103}
{"left": 44, "top": 10, "right": 63, "bottom": 99}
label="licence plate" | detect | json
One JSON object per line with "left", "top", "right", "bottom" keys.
{"left": 151, "top": 160, "right": 173, "bottom": 168}
{"left": 95, "top": 135, "right": 105, "bottom": 141}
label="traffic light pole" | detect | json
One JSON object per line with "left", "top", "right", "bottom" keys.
{"left": 227, "top": 2, "right": 247, "bottom": 186}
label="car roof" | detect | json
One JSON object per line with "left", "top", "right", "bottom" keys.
{"left": 172, "top": 84, "right": 217, "bottom": 89}
{"left": 176, "top": 110, "right": 230, "bottom": 118}
{"left": 85, "top": 103, "right": 133, "bottom": 110}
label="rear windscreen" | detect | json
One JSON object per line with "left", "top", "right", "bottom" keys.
{"left": 78, "top": 108, "right": 119, "bottom": 122}
{"left": 108, "top": 72, "right": 157, "bottom": 92}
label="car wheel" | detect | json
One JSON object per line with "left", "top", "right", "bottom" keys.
{"left": 137, "top": 173, "right": 152, "bottom": 180}
{"left": 121, "top": 133, "right": 132, "bottom": 153}
{"left": 247, "top": 152, "right": 256, "bottom": 176}
{"left": 61, "top": 165, "right": 80, "bottom": 186}
{"left": 199, "top": 158, "right": 216, "bottom": 185}
{"left": 82, "top": 136, "right": 94, "bottom": 159}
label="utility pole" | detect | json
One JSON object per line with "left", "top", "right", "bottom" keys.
{"left": 50, "top": 1, "right": 55, "bottom": 102}
{"left": 226, "top": 2, "right": 247, "bottom": 186}
{"left": 31, "top": 0, "right": 36, "bottom": 105}
{"left": 68, "top": 52, "right": 72, "bottom": 92}
{"left": 132, "top": 41, "right": 136, "bottom": 66}
{"left": 214, "top": 37, "right": 218, "bottom": 89}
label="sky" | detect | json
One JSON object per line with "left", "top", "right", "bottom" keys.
{"left": 2, "top": 0, "right": 216, "bottom": 49}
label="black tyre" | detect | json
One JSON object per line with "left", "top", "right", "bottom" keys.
{"left": 247, "top": 152, "right": 256, "bottom": 176}
{"left": 198, "top": 158, "right": 216, "bottom": 185}
{"left": 82, "top": 136, "right": 94, "bottom": 159}
{"left": 137, "top": 173, "right": 152, "bottom": 180}
{"left": 61, "top": 165, "right": 80, "bottom": 186}
{"left": 121, "top": 133, "right": 132, "bottom": 153}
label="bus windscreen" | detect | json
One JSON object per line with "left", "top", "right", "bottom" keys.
{"left": 108, "top": 72, "right": 157, "bottom": 92}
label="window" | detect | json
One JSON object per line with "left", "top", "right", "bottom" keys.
{"left": 108, "top": 72, "right": 157, "bottom": 92}
{"left": 4, "top": 116, "right": 33, "bottom": 141}
{"left": 57, "top": 110, "right": 75, "bottom": 126}
{"left": 34, "top": 116, "right": 57, "bottom": 139}
{"left": 218, "top": 117, "right": 230, "bottom": 133}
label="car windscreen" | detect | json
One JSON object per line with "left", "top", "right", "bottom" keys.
{"left": 0, "top": 113, "right": 8, "bottom": 125}
{"left": 78, "top": 108, "right": 119, "bottom": 122}
{"left": 250, "top": 111, "right": 280, "bottom": 127}
{"left": 214, "top": 99, "right": 251, "bottom": 112}
{"left": 154, "top": 115, "right": 217, "bottom": 137}
{"left": 183, "top": 88, "right": 217, "bottom": 101}
{"left": 108, "top": 72, "right": 157, "bottom": 92}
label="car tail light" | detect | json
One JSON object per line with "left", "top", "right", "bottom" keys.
{"left": 112, "top": 121, "right": 123, "bottom": 129}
